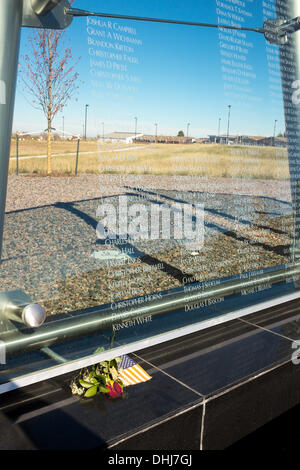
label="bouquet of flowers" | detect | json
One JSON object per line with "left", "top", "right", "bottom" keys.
{"left": 70, "top": 357, "right": 124, "bottom": 399}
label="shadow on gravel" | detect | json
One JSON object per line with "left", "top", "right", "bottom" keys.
{"left": 124, "top": 186, "right": 292, "bottom": 258}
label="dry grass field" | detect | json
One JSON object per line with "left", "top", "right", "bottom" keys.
{"left": 10, "top": 139, "right": 100, "bottom": 157}
{"left": 9, "top": 139, "right": 289, "bottom": 179}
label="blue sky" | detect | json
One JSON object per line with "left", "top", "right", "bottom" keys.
{"left": 13, "top": 0, "right": 285, "bottom": 138}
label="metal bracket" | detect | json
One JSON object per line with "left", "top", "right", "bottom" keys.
{"left": 0, "top": 290, "right": 46, "bottom": 330}
{"left": 22, "top": 0, "right": 73, "bottom": 30}
{"left": 263, "top": 17, "right": 300, "bottom": 45}
{"left": 31, "top": 0, "right": 62, "bottom": 16}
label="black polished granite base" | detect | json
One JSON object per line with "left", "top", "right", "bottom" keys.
{"left": 228, "top": 400, "right": 300, "bottom": 450}
{"left": 1, "top": 298, "right": 300, "bottom": 450}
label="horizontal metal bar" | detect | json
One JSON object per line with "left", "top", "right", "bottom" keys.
{"left": 1, "top": 263, "right": 299, "bottom": 357}
{"left": 66, "top": 7, "right": 264, "bottom": 34}
{"left": 1, "top": 289, "right": 300, "bottom": 396}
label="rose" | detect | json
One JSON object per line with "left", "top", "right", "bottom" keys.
{"left": 106, "top": 381, "right": 123, "bottom": 399}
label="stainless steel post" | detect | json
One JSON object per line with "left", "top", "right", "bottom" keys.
{"left": 0, "top": 0, "right": 23, "bottom": 260}
{"left": 276, "top": 0, "right": 300, "bottom": 262}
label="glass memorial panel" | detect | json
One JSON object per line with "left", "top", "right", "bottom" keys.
{"left": 0, "top": 0, "right": 300, "bottom": 389}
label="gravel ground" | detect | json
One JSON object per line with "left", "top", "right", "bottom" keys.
{"left": 1, "top": 174, "right": 293, "bottom": 317}
{"left": 6, "top": 174, "right": 291, "bottom": 212}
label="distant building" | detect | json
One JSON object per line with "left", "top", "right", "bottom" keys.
{"left": 208, "top": 134, "right": 238, "bottom": 144}
{"left": 134, "top": 135, "right": 196, "bottom": 144}
{"left": 257, "top": 136, "right": 287, "bottom": 148}
{"left": 208, "top": 134, "right": 287, "bottom": 147}
{"left": 102, "top": 132, "right": 144, "bottom": 144}
{"left": 239, "top": 136, "right": 263, "bottom": 146}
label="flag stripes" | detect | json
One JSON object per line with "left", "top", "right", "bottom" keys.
{"left": 118, "top": 356, "right": 152, "bottom": 387}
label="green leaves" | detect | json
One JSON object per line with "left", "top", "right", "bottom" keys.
{"left": 71, "top": 357, "right": 124, "bottom": 399}
{"left": 110, "top": 359, "right": 118, "bottom": 370}
{"left": 96, "top": 374, "right": 107, "bottom": 386}
{"left": 84, "top": 385, "right": 98, "bottom": 398}
{"left": 79, "top": 379, "right": 94, "bottom": 389}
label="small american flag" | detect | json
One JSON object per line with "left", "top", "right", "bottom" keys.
{"left": 118, "top": 355, "right": 152, "bottom": 387}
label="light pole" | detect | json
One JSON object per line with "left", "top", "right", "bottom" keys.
{"left": 84, "top": 104, "right": 89, "bottom": 140}
{"left": 155, "top": 123, "right": 158, "bottom": 142}
{"left": 101, "top": 122, "right": 104, "bottom": 141}
{"left": 134, "top": 117, "right": 137, "bottom": 139}
{"left": 273, "top": 119, "right": 278, "bottom": 146}
{"left": 187, "top": 122, "right": 190, "bottom": 138}
{"left": 227, "top": 105, "right": 231, "bottom": 144}
{"left": 218, "top": 118, "right": 221, "bottom": 139}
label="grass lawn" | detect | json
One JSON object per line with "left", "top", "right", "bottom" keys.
{"left": 9, "top": 140, "right": 289, "bottom": 179}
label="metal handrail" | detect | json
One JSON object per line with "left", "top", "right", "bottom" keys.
{"left": 1, "top": 263, "right": 299, "bottom": 356}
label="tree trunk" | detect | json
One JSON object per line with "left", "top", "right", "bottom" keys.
{"left": 47, "top": 33, "right": 52, "bottom": 175}
{"left": 47, "top": 122, "right": 51, "bottom": 175}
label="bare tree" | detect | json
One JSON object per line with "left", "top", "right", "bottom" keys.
{"left": 19, "top": 24, "right": 80, "bottom": 174}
